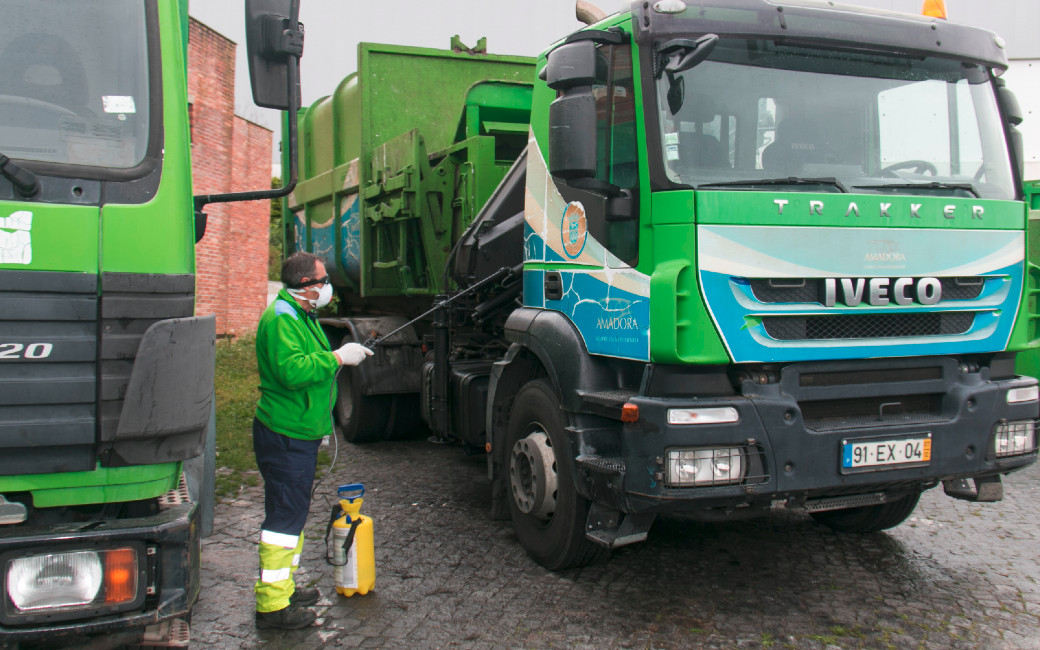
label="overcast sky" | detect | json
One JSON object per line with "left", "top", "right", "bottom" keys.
{"left": 188, "top": 0, "right": 1038, "bottom": 168}
{"left": 189, "top": 0, "right": 588, "bottom": 135}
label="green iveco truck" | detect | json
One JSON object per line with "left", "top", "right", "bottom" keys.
{"left": 0, "top": 0, "right": 302, "bottom": 645}
{"left": 288, "top": 0, "right": 1039, "bottom": 570}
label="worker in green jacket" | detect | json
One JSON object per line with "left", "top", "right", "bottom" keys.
{"left": 253, "top": 251, "right": 373, "bottom": 630}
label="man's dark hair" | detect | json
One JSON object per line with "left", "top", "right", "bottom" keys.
{"left": 281, "top": 252, "right": 322, "bottom": 289}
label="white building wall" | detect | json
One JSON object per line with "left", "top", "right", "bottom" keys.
{"left": 1003, "top": 60, "right": 1040, "bottom": 180}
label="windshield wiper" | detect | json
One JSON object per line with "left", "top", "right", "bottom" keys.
{"left": 852, "top": 181, "right": 979, "bottom": 198}
{"left": 0, "top": 153, "right": 40, "bottom": 198}
{"left": 697, "top": 177, "right": 848, "bottom": 193}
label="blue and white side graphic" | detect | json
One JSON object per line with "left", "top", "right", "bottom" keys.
{"left": 339, "top": 195, "right": 362, "bottom": 285}
{"left": 523, "top": 134, "right": 651, "bottom": 361}
{"left": 698, "top": 224, "right": 1025, "bottom": 363}
{"left": 310, "top": 209, "right": 336, "bottom": 267}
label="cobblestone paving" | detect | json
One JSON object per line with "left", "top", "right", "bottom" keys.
{"left": 191, "top": 439, "right": 1040, "bottom": 649}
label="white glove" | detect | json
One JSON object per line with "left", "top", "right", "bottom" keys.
{"left": 335, "top": 342, "right": 374, "bottom": 366}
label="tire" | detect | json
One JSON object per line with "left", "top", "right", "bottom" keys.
{"left": 505, "top": 379, "right": 607, "bottom": 570}
{"left": 334, "top": 366, "right": 392, "bottom": 443}
{"left": 810, "top": 491, "right": 922, "bottom": 534}
{"left": 334, "top": 369, "right": 426, "bottom": 443}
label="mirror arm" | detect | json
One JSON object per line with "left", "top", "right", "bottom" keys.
{"left": 568, "top": 176, "right": 623, "bottom": 197}
{"left": 605, "top": 189, "right": 636, "bottom": 222}
{"left": 263, "top": 12, "right": 303, "bottom": 59}
{"left": 562, "top": 27, "right": 627, "bottom": 46}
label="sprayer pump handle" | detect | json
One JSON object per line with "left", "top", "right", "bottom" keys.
{"left": 338, "top": 483, "right": 364, "bottom": 500}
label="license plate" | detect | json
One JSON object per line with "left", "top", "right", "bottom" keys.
{"left": 842, "top": 434, "right": 931, "bottom": 469}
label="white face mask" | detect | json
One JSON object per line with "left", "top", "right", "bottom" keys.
{"left": 287, "top": 282, "right": 333, "bottom": 310}
{"left": 314, "top": 282, "right": 333, "bottom": 308}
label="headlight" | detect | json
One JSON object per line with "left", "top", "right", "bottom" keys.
{"left": 666, "top": 447, "right": 744, "bottom": 487}
{"left": 5, "top": 547, "right": 141, "bottom": 622}
{"left": 993, "top": 420, "right": 1037, "bottom": 458}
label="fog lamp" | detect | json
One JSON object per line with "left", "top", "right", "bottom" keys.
{"left": 993, "top": 420, "right": 1036, "bottom": 458}
{"left": 6, "top": 547, "right": 138, "bottom": 618}
{"left": 667, "top": 406, "right": 739, "bottom": 425}
{"left": 666, "top": 447, "right": 744, "bottom": 486}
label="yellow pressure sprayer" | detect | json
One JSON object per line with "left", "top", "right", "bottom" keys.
{"left": 325, "top": 483, "right": 375, "bottom": 596}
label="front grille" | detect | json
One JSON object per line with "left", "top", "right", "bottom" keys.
{"left": 750, "top": 279, "right": 821, "bottom": 303}
{"left": 0, "top": 271, "right": 198, "bottom": 475}
{"left": 99, "top": 273, "right": 195, "bottom": 465}
{"left": 799, "top": 366, "right": 942, "bottom": 387}
{"left": 801, "top": 393, "right": 944, "bottom": 431}
{"left": 750, "top": 277, "right": 986, "bottom": 304}
{"left": 0, "top": 270, "right": 98, "bottom": 475}
{"left": 764, "top": 312, "right": 974, "bottom": 340}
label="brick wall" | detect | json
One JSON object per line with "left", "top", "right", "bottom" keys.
{"left": 188, "top": 18, "right": 272, "bottom": 336}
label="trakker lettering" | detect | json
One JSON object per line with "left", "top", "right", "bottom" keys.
{"left": 775, "top": 199, "right": 985, "bottom": 220}
{"left": 823, "top": 277, "right": 942, "bottom": 307}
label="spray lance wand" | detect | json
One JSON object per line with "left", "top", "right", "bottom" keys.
{"left": 312, "top": 264, "right": 519, "bottom": 495}
{"left": 360, "top": 264, "right": 520, "bottom": 348}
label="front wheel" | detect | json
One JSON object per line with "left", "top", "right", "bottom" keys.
{"left": 505, "top": 380, "right": 607, "bottom": 570}
{"left": 810, "top": 491, "right": 922, "bottom": 533}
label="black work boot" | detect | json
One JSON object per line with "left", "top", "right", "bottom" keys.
{"left": 255, "top": 603, "right": 316, "bottom": 630}
{"left": 289, "top": 586, "right": 320, "bottom": 607}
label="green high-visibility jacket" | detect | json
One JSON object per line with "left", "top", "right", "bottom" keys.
{"left": 254, "top": 290, "right": 339, "bottom": 440}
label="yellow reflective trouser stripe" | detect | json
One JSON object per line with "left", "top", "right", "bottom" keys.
{"left": 255, "top": 533, "right": 306, "bottom": 613}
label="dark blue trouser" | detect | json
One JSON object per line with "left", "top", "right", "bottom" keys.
{"left": 252, "top": 417, "right": 321, "bottom": 535}
{"left": 252, "top": 418, "right": 321, "bottom": 611}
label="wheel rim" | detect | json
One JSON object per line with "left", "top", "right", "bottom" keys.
{"left": 509, "top": 428, "right": 558, "bottom": 520}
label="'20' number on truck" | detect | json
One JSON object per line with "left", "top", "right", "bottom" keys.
{"left": 0, "top": 343, "right": 53, "bottom": 359}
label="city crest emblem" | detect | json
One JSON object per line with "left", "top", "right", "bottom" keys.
{"left": 561, "top": 201, "right": 587, "bottom": 259}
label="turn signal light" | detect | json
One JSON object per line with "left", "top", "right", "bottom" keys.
{"left": 922, "top": 0, "right": 947, "bottom": 19}
{"left": 104, "top": 548, "right": 137, "bottom": 603}
{"left": 621, "top": 403, "right": 640, "bottom": 423}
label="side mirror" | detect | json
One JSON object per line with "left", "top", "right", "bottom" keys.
{"left": 996, "top": 80, "right": 1025, "bottom": 180}
{"left": 997, "top": 83, "right": 1023, "bottom": 126}
{"left": 1008, "top": 127, "right": 1024, "bottom": 182}
{"left": 245, "top": 0, "right": 303, "bottom": 110}
{"left": 545, "top": 40, "right": 599, "bottom": 90}
{"left": 548, "top": 91, "right": 597, "bottom": 179}
{"left": 546, "top": 41, "right": 600, "bottom": 180}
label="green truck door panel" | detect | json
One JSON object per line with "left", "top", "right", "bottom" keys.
{"left": 0, "top": 201, "right": 99, "bottom": 272}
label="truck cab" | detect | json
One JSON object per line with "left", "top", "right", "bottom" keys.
{"left": 0, "top": 0, "right": 303, "bottom": 643}
{"left": 491, "top": 0, "right": 1038, "bottom": 568}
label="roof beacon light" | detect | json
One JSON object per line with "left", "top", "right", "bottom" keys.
{"left": 922, "top": 0, "right": 947, "bottom": 19}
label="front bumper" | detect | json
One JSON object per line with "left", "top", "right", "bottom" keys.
{"left": 574, "top": 356, "right": 1039, "bottom": 514}
{"left": 0, "top": 501, "right": 199, "bottom": 644}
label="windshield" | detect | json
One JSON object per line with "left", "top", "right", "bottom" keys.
{"left": 655, "top": 39, "right": 1015, "bottom": 200}
{"left": 0, "top": 0, "right": 151, "bottom": 170}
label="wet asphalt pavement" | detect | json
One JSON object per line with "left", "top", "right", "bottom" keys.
{"left": 191, "top": 437, "right": 1040, "bottom": 649}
